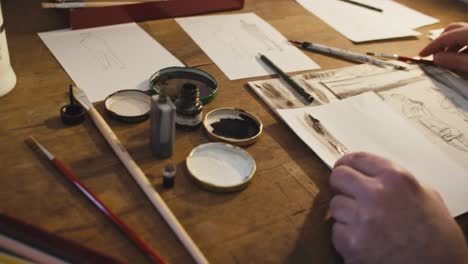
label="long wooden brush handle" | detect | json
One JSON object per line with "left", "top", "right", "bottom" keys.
{"left": 87, "top": 108, "right": 209, "bottom": 264}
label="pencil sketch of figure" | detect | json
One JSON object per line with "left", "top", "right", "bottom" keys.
{"left": 240, "top": 19, "right": 283, "bottom": 52}
{"left": 388, "top": 94, "right": 468, "bottom": 153}
{"left": 79, "top": 32, "right": 125, "bottom": 71}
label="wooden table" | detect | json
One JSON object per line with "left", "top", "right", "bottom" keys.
{"left": 1, "top": 0, "right": 467, "bottom": 263}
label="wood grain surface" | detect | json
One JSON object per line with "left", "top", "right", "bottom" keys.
{"left": 1, "top": 0, "right": 467, "bottom": 263}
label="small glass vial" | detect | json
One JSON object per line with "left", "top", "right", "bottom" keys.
{"left": 150, "top": 95, "right": 175, "bottom": 159}
{"left": 162, "top": 164, "right": 176, "bottom": 189}
{"left": 174, "top": 83, "right": 203, "bottom": 130}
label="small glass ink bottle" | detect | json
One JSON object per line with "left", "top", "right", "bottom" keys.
{"left": 162, "top": 164, "right": 176, "bottom": 189}
{"left": 174, "top": 83, "right": 203, "bottom": 130}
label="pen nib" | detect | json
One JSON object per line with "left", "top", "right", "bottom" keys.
{"left": 289, "top": 40, "right": 302, "bottom": 45}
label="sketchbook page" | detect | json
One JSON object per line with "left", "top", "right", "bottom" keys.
{"left": 379, "top": 78, "right": 468, "bottom": 172}
{"left": 176, "top": 13, "right": 320, "bottom": 80}
{"left": 295, "top": 0, "right": 427, "bottom": 42}
{"left": 279, "top": 92, "right": 468, "bottom": 217}
{"left": 39, "top": 23, "right": 183, "bottom": 102}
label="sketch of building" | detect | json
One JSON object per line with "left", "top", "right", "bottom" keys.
{"left": 240, "top": 19, "right": 284, "bottom": 52}
{"left": 386, "top": 93, "right": 468, "bottom": 153}
{"left": 79, "top": 32, "right": 125, "bottom": 71}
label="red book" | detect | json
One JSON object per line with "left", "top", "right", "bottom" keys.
{"left": 67, "top": 0, "right": 245, "bottom": 29}
{"left": 0, "top": 214, "right": 123, "bottom": 263}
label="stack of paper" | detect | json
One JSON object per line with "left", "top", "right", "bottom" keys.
{"left": 277, "top": 93, "right": 468, "bottom": 217}
{"left": 296, "top": 0, "right": 439, "bottom": 42}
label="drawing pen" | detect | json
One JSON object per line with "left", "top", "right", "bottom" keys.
{"left": 27, "top": 137, "right": 166, "bottom": 264}
{"left": 366, "top": 52, "right": 434, "bottom": 65}
{"left": 290, "top": 40, "right": 407, "bottom": 71}
{"left": 337, "top": 0, "right": 383, "bottom": 12}
{"left": 258, "top": 53, "right": 314, "bottom": 104}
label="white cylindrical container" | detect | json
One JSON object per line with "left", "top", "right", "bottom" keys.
{"left": 0, "top": 2, "right": 16, "bottom": 97}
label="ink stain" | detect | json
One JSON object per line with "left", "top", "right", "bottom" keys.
{"left": 211, "top": 114, "right": 260, "bottom": 139}
{"left": 262, "top": 83, "right": 295, "bottom": 107}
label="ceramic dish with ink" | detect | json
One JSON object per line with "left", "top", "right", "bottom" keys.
{"left": 104, "top": 89, "right": 151, "bottom": 123}
{"left": 203, "top": 108, "right": 263, "bottom": 146}
{"left": 149, "top": 66, "right": 218, "bottom": 104}
{"left": 186, "top": 142, "right": 256, "bottom": 192}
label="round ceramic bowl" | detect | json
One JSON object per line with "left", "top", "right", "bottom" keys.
{"left": 149, "top": 66, "right": 218, "bottom": 104}
{"left": 203, "top": 108, "right": 263, "bottom": 146}
{"left": 104, "top": 89, "right": 151, "bottom": 123}
{"left": 186, "top": 142, "right": 256, "bottom": 192}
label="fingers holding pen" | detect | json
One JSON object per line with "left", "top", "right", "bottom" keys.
{"left": 442, "top": 22, "right": 468, "bottom": 34}
{"left": 419, "top": 26, "right": 468, "bottom": 57}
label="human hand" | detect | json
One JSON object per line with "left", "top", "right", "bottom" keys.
{"left": 419, "top": 22, "right": 468, "bottom": 73}
{"left": 329, "top": 152, "right": 468, "bottom": 264}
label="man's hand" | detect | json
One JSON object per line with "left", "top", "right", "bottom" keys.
{"left": 329, "top": 152, "right": 468, "bottom": 264}
{"left": 419, "top": 22, "right": 468, "bottom": 73}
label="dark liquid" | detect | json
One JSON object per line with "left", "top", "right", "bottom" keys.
{"left": 211, "top": 114, "right": 260, "bottom": 139}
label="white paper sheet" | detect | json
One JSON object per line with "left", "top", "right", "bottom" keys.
{"left": 39, "top": 23, "right": 184, "bottom": 102}
{"left": 296, "top": 0, "right": 439, "bottom": 42}
{"left": 428, "top": 28, "right": 444, "bottom": 40}
{"left": 176, "top": 13, "right": 320, "bottom": 80}
{"left": 278, "top": 92, "right": 468, "bottom": 217}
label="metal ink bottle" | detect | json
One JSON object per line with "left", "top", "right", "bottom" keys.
{"left": 174, "top": 83, "right": 203, "bottom": 130}
{"left": 150, "top": 94, "right": 175, "bottom": 158}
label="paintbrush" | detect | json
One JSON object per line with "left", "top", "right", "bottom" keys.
{"left": 366, "top": 52, "right": 434, "bottom": 65}
{"left": 26, "top": 137, "right": 166, "bottom": 264}
{"left": 42, "top": 0, "right": 167, "bottom": 8}
{"left": 71, "top": 86, "right": 208, "bottom": 264}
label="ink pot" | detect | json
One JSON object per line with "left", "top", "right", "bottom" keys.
{"left": 174, "top": 83, "right": 203, "bottom": 130}
{"left": 149, "top": 67, "right": 218, "bottom": 105}
{"left": 60, "top": 103, "right": 86, "bottom": 126}
{"left": 60, "top": 85, "right": 86, "bottom": 126}
{"left": 203, "top": 108, "right": 263, "bottom": 146}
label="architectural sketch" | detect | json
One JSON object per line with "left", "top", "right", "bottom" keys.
{"left": 429, "top": 88, "right": 468, "bottom": 122}
{"left": 240, "top": 19, "right": 284, "bottom": 52}
{"left": 386, "top": 93, "right": 468, "bottom": 153}
{"left": 79, "top": 32, "right": 125, "bottom": 71}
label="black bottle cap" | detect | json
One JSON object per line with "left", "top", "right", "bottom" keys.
{"left": 60, "top": 85, "right": 86, "bottom": 126}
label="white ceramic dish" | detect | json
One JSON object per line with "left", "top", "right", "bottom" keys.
{"left": 186, "top": 142, "right": 256, "bottom": 192}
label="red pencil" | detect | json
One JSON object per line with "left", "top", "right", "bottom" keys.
{"left": 27, "top": 137, "right": 166, "bottom": 264}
